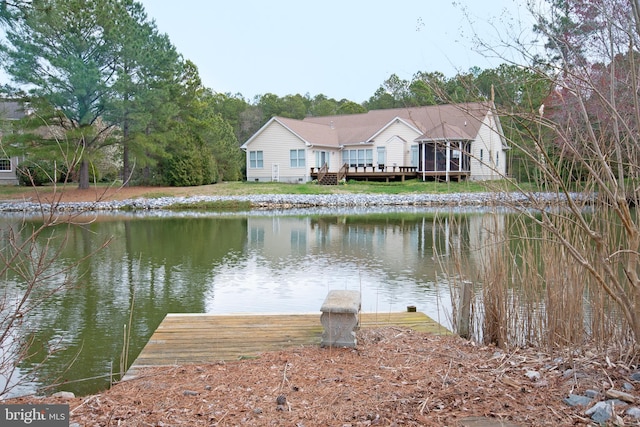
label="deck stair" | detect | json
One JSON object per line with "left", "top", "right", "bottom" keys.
{"left": 318, "top": 172, "right": 338, "bottom": 185}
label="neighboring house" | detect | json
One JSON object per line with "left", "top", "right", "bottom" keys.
{"left": 0, "top": 101, "right": 120, "bottom": 186}
{"left": 0, "top": 101, "right": 27, "bottom": 185}
{"left": 241, "top": 102, "right": 508, "bottom": 183}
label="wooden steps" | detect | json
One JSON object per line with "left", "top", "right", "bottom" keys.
{"left": 318, "top": 172, "right": 338, "bottom": 185}
{"left": 124, "top": 311, "right": 448, "bottom": 380}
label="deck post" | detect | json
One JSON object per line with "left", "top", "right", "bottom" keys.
{"left": 457, "top": 281, "right": 473, "bottom": 339}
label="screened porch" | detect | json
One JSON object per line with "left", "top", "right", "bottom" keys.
{"left": 417, "top": 140, "right": 471, "bottom": 182}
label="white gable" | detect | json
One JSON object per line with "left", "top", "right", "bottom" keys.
{"left": 469, "top": 111, "right": 507, "bottom": 180}
{"left": 243, "top": 119, "right": 310, "bottom": 183}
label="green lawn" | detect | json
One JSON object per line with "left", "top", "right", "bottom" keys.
{"left": 216, "top": 179, "right": 530, "bottom": 195}
{"left": 0, "top": 178, "right": 535, "bottom": 199}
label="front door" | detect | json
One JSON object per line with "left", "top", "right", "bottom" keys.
{"left": 410, "top": 145, "right": 419, "bottom": 167}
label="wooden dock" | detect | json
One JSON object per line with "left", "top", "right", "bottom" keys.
{"left": 124, "top": 311, "right": 448, "bottom": 380}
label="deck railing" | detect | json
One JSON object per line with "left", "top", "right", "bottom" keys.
{"left": 337, "top": 163, "right": 348, "bottom": 182}
{"left": 317, "top": 163, "right": 328, "bottom": 183}
{"left": 309, "top": 164, "right": 469, "bottom": 182}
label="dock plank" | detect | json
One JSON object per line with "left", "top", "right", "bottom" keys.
{"left": 124, "top": 311, "right": 448, "bottom": 380}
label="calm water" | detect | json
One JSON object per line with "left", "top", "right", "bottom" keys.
{"left": 0, "top": 207, "right": 497, "bottom": 397}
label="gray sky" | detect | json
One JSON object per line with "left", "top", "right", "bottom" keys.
{"left": 139, "top": 0, "right": 532, "bottom": 102}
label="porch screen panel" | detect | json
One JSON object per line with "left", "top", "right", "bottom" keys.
{"left": 463, "top": 142, "right": 471, "bottom": 171}
{"left": 424, "top": 144, "right": 435, "bottom": 171}
{"left": 436, "top": 145, "right": 446, "bottom": 171}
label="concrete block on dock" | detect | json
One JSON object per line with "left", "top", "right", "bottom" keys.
{"left": 320, "top": 290, "right": 361, "bottom": 348}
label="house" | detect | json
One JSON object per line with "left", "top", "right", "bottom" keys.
{"left": 0, "top": 101, "right": 120, "bottom": 186}
{"left": 241, "top": 102, "right": 508, "bottom": 183}
{"left": 0, "top": 101, "right": 27, "bottom": 185}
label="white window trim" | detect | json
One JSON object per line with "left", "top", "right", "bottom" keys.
{"left": 290, "top": 149, "right": 305, "bottom": 168}
{"left": 0, "top": 158, "right": 12, "bottom": 172}
{"left": 249, "top": 150, "right": 263, "bottom": 169}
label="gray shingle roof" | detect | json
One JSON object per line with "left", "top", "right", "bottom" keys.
{"left": 292, "top": 102, "right": 491, "bottom": 146}
{"left": 276, "top": 117, "right": 339, "bottom": 147}
{"left": 418, "top": 123, "right": 474, "bottom": 141}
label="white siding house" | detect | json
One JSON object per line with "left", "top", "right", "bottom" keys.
{"left": 241, "top": 102, "right": 508, "bottom": 183}
{"left": 242, "top": 118, "right": 325, "bottom": 183}
{"left": 0, "top": 156, "right": 19, "bottom": 185}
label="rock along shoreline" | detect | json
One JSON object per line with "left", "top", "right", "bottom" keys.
{"left": 0, "top": 191, "right": 580, "bottom": 213}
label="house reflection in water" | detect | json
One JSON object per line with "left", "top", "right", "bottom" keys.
{"left": 233, "top": 211, "right": 507, "bottom": 315}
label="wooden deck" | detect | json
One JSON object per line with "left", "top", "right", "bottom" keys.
{"left": 124, "top": 311, "right": 448, "bottom": 380}
{"left": 310, "top": 168, "right": 470, "bottom": 183}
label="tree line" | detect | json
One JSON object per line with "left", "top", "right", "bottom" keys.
{"left": 0, "top": 0, "right": 628, "bottom": 189}
{"left": 0, "top": 0, "right": 244, "bottom": 188}
{"left": 0, "top": 0, "right": 556, "bottom": 188}
{"left": 216, "top": 66, "right": 551, "bottom": 182}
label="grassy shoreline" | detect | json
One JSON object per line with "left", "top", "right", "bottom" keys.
{"left": 0, "top": 178, "right": 532, "bottom": 200}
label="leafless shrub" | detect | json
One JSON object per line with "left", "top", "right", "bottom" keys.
{"left": 0, "top": 136, "right": 113, "bottom": 398}
{"left": 448, "top": 0, "right": 640, "bottom": 357}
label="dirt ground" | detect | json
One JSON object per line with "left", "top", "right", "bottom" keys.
{"left": 8, "top": 328, "right": 640, "bottom": 426}
{"left": 6, "top": 185, "right": 203, "bottom": 203}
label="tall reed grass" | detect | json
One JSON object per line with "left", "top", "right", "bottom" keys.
{"left": 443, "top": 203, "right": 637, "bottom": 359}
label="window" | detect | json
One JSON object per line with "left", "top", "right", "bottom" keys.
{"left": 342, "top": 149, "right": 373, "bottom": 167}
{"left": 0, "top": 158, "right": 11, "bottom": 171}
{"left": 249, "top": 151, "right": 263, "bottom": 168}
{"left": 290, "top": 149, "right": 305, "bottom": 168}
{"left": 377, "top": 146, "right": 386, "bottom": 166}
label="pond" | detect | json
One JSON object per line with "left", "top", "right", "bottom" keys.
{"left": 0, "top": 207, "right": 499, "bottom": 398}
